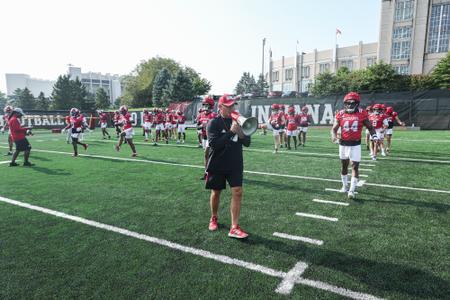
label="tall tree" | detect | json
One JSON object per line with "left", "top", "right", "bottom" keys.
{"left": 52, "top": 75, "right": 78, "bottom": 109}
{"left": 167, "top": 69, "right": 194, "bottom": 103}
{"left": 184, "top": 67, "right": 211, "bottom": 96}
{"left": 15, "top": 87, "right": 35, "bottom": 110}
{"left": 35, "top": 92, "right": 51, "bottom": 111}
{"left": 95, "top": 88, "right": 110, "bottom": 109}
{"left": 0, "top": 91, "right": 7, "bottom": 111}
{"left": 255, "top": 74, "right": 269, "bottom": 96}
{"left": 152, "top": 68, "right": 172, "bottom": 106}
{"left": 234, "top": 72, "right": 257, "bottom": 95}
{"left": 430, "top": 52, "right": 450, "bottom": 89}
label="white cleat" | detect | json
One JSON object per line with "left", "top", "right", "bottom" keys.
{"left": 372, "top": 156, "right": 377, "bottom": 161}
{"left": 381, "top": 151, "right": 386, "bottom": 157}
{"left": 348, "top": 191, "right": 356, "bottom": 199}
{"left": 339, "top": 186, "right": 348, "bottom": 193}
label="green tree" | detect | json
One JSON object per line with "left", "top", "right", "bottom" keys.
{"left": 15, "top": 87, "right": 35, "bottom": 110}
{"left": 184, "top": 67, "right": 211, "bottom": 96}
{"left": 235, "top": 72, "right": 257, "bottom": 95}
{"left": 95, "top": 88, "right": 110, "bottom": 109}
{"left": 152, "top": 68, "right": 172, "bottom": 106}
{"left": 310, "top": 72, "right": 336, "bottom": 97}
{"left": 52, "top": 75, "right": 89, "bottom": 110}
{"left": 35, "top": 92, "right": 51, "bottom": 111}
{"left": 166, "top": 69, "right": 194, "bottom": 103}
{"left": 255, "top": 74, "right": 269, "bottom": 96}
{"left": 364, "top": 62, "right": 398, "bottom": 92}
{"left": 0, "top": 91, "right": 7, "bottom": 111}
{"left": 430, "top": 52, "right": 450, "bottom": 89}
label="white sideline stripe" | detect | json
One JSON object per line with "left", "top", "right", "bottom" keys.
{"left": 312, "top": 199, "right": 349, "bottom": 206}
{"left": 0, "top": 161, "right": 11, "bottom": 165}
{"left": 0, "top": 196, "right": 382, "bottom": 300}
{"left": 325, "top": 188, "right": 358, "bottom": 194}
{"left": 273, "top": 232, "right": 324, "bottom": 245}
{"left": 2, "top": 145, "right": 450, "bottom": 195}
{"left": 360, "top": 164, "right": 376, "bottom": 167}
{"left": 296, "top": 212, "right": 338, "bottom": 222}
{"left": 359, "top": 169, "right": 373, "bottom": 172}
{"left": 275, "top": 262, "right": 308, "bottom": 295}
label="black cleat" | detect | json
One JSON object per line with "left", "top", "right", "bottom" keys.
{"left": 9, "top": 162, "right": 19, "bottom": 167}
{"left": 23, "top": 162, "right": 35, "bottom": 167}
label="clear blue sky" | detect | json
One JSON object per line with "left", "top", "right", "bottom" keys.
{"left": 0, "top": 0, "right": 381, "bottom": 94}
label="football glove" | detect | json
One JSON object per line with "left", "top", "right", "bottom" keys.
{"left": 371, "top": 134, "right": 379, "bottom": 141}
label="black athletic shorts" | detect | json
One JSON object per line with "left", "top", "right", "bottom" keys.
{"left": 205, "top": 170, "right": 243, "bottom": 190}
{"left": 15, "top": 138, "right": 31, "bottom": 152}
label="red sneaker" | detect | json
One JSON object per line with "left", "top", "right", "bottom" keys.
{"left": 208, "top": 216, "right": 218, "bottom": 231}
{"left": 228, "top": 225, "right": 248, "bottom": 239}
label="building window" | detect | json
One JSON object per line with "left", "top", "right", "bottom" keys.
{"left": 272, "top": 83, "right": 282, "bottom": 91}
{"left": 284, "top": 68, "right": 293, "bottom": 81}
{"left": 427, "top": 4, "right": 450, "bottom": 53}
{"left": 282, "top": 83, "right": 293, "bottom": 93}
{"left": 272, "top": 71, "right": 279, "bottom": 82}
{"left": 391, "top": 40, "right": 411, "bottom": 60}
{"left": 394, "top": 64, "right": 410, "bottom": 75}
{"left": 339, "top": 60, "right": 353, "bottom": 71}
{"left": 301, "top": 66, "right": 310, "bottom": 78}
{"left": 366, "top": 57, "right": 377, "bottom": 67}
{"left": 393, "top": 26, "right": 412, "bottom": 39}
{"left": 395, "top": 0, "right": 414, "bottom": 21}
{"left": 319, "top": 63, "right": 330, "bottom": 74}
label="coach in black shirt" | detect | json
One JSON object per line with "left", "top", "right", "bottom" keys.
{"left": 206, "top": 94, "right": 250, "bottom": 239}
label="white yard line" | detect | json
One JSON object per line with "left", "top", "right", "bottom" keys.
{"left": 325, "top": 188, "right": 358, "bottom": 194}
{"left": 273, "top": 232, "right": 324, "bottom": 246}
{"left": 2, "top": 145, "right": 450, "bottom": 194}
{"left": 0, "top": 195, "right": 382, "bottom": 300}
{"left": 275, "top": 262, "right": 308, "bottom": 295}
{"left": 359, "top": 169, "right": 373, "bottom": 172}
{"left": 296, "top": 212, "right": 338, "bottom": 222}
{"left": 312, "top": 199, "right": 349, "bottom": 206}
{"left": 360, "top": 164, "right": 376, "bottom": 167}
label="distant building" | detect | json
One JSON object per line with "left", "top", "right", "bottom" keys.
{"left": 378, "top": 0, "right": 450, "bottom": 75}
{"left": 67, "top": 66, "right": 122, "bottom": 104}
{"left": 5, "top": 74, "right": 55, "bottom": 97}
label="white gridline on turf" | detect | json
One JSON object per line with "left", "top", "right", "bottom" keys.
{"left": 312, "top": 199, "right": 349, "bottom": 206}
{"left": 273, "top": 232, "right": 324, "bottom": 246}
{"left": 2, "top": 145, "right": 450, "bottom": 194}
{"left": 11, "top": 137, "right": 450, "bottom": 164}
{"left": 0, "top": 196, "right": 382, "bottom": 300}
{"left": 296, "top": 212, "right": 338, "bottom": 222}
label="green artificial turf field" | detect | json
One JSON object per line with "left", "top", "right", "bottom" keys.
{"left": 0, "top": 127, "right": 449, "bottom": 299}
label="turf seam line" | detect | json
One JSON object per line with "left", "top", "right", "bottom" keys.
{"left": 273, "top": 232, "right": 324, "bottom": 245}
{"left": 312, "top": 199, "right": 349, "bottom": 206}
{"left": 0, "top": 195, "right": 382, "bottom": 300}
{"left": 296, "top": 212, "right": 338, "bottom": 222}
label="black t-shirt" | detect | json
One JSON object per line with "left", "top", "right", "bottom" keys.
{"left": 206, "top": 116, "right": 251, "bottom": 173}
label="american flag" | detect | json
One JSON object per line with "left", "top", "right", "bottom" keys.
{"left": 336, "top": 28, "right": 342, "bottom": 35}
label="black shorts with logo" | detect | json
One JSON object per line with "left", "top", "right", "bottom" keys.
{"left": 15, "top": 138, "right": 31, "bottom": 152}
{"left": 205, "top": 170, "right": 243, "bottom": 190}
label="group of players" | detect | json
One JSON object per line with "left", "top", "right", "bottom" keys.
{"left": 268, "top": 104, "right": 312, "bottom": 153}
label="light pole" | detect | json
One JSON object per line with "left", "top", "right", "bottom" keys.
{"left": 299, "top": 52, "right": 306, "bottom": 94}
{"left": 262, "top": 38, "right": 266, "bottom": 78}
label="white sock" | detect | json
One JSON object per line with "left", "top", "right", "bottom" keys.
{"left": 349, "top": 177, "right": 358, "bottom": 192}
{"left": 341, "top": 175, "right": 348, "bottom": 188}
{"left": 145, "top": 132, "right": 148, "bottom": 139}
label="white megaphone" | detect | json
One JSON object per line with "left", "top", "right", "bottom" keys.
{"left": 231, "top": 111, "right": 258, "bottom": 136}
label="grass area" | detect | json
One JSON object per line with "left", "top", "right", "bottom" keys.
{"left": 0, "top": 127, "right": 449, "bottom": 299}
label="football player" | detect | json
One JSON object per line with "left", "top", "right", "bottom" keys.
{"left": 199, "top": 96, "right": 216, "bottom": 179}
{"left": 364, "top": 106, "right": 373, "bottom": 150}
{"left": 176, "top": 110, "right": 187, "bottom": 144}
{"left": 170, "top": 110, "right": 178, "bottom": 140}
{"left": 2, "top": 106, "right": 14, "bottom": 155}
{"left": 98, "top": 110, "right": 111, "bottom": 139}
{"left": 142, "top": 108, "right": 153, "bottom": 142}
{"left": 113, "top": 110, "right": 122, "bottom": 138}
{"left": 62, "top": 108, "right": 89, "bottom": 157}
{"left": 369, "top": 104, "right": 389, "bottom": 160}
{"left": 297, "top": 106, "right": 312, "bottom": 147}
{"left": 279, "top": 104, "right": 287, "bottom": 148}
{"left": 384, "top": 106, "right": 405, "bottom": 154}
{"left": 154, "top": 108, "right": 165, "bottom": 145}
{"left": 268, "top": 104, "right": 284, "bottom": 154}
{"left": 331, "top": 92, "right": 377, "bottom": 199}
{"left": 285, "top": 106, "right": 298, "bottom": 150}
{"left": 196, "top": 108, "right": 204, "bottom": 147}
{"left": 115, "top": 105, "right": 137, "bottom": 157}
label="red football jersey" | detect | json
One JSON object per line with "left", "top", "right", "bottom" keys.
{"left": 200, "top": 111, "right": 216, "bottom": 137}
{"left": 121, "top": 113, "right": 133, "bottom": 130}
{"left": 297, "top": 113, "right": 310, "bottom": 127}
{"left": 8, "top": 115, "right": 27, "bottom": 142}
{"left": 177, "top": 115, "right": 186, "bottom": 124}
{"left": 70, "top": 115, "right": 85, "bottom": 129}
{"left": 171, "top": 113, "right": 177, "bottom": 124}
{"left": 335, "top": 109, "right": 369, "bottom": 141}
{"left": 99, "top": 113, "right": 108, "bottom": 123}
{"left": 286, "top": 115, "right": 298, "bottom": 131}
{"left": 269, "top": 112, "right": 283, "bottom": 129}
{"left": 65, "top": 115, "right": 71, "bottom": 125}
{"left": 143, "top": 113, "right": 153, "bottom": 123}
{"left": 369, "top": 113, "right": 387, "bottom": 129}
{"left": 114, "top": 113, "right": 121, "bottom": 123}
{"left": 155, "top": 113, "right": 165, "bottom": 124}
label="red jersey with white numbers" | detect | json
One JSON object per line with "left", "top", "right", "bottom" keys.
{"left": 279, "top": 112, "right": 286, "bottom": 125}
{"left": 286, "top": 115, "right": 298, "bottom": 131}
{"left": 269, "top": 112, "right": 283, "bottom": 129}
{"left": 121, "top": 113, "right": 133, "bottom": 130}
{"left": 385, "top": 112, "right": 398, "bottom": 129}
{"left": 143, "top": 113, "right": 153, "bottom": 123}
{"left": 99, "top": 113, "right": 108, "bottom": 123}
{"left": 335, "top": 109, "right": 369, "bottom": 141}
{"left": 369, "top": 113, "right": 387, "bottom": 129}
{"left": 155, "top": 113, "right": 164, "bottom": 124}
{"left": 177, "top": 115, "right": 186, "bottom": 124}
{"left": 70, "top": 115, "right": 85, "bottom": 129}
{"left": 297, "top": 113, "right": 310, "bottom": 127}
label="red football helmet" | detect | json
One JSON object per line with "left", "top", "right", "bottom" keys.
{"left": 372, "top": 104, "right": 383, "bottom": 115}
{"left": 288, "top": 106, "right": 295, "bottom": 114}
{"left": 271, "top": 103, "right": 280, "bottom": 110}
{"left": 3, "top": 105, "right": 13, "bottom": 114}
{"left": 301, "top": 106, "right": 308, "bottom": 113}
{"left": 385, "top": 106, "right": 394, "bottom": 115}
{"left": 69, "top": 108, "right": 79, "bottom": 117}
{"left": 119, "top": 105, "right": 128, "bottom": 114}
{"left": 343, "top": 92, "right": 361, "bottom": 113}
{"left": 202, "top": 96, "right": 215, "bottom": 108}
{"left": 280, "top": 104, "right": 285, "bottom": 110}
{"left": 143, "top": 108, "right": 149, "bottom": 114}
